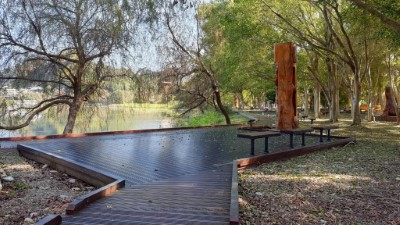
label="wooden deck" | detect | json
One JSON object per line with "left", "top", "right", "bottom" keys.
{"left": 62, "top": 166, "right": 232, "bottom": 225}
{"left": 14, "top": 126, "right": 354, "bottom": 224}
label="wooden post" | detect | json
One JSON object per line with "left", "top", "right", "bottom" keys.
{"left": 274, "top": 42, "right": 298, "bottom": 130}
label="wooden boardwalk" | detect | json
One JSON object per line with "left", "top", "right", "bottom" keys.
{"left": 15, "top": 127, "right": 352, "bottom": 224}
{"left": 62, "top": 166, "right": 232, "bottom": 224}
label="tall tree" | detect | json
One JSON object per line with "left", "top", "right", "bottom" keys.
{"left": 200, "top": 0, "right": 279, "bottom": 109}
{"left": 260, "top": 0, "right": 383, "bottom": 125}
{"left": 0, "top": 0, "right": 140, "bottom": 133}
{"left": 165, "top": 5, "right": 232, "bottom": 124}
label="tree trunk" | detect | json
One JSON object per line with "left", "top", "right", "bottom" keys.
{"left": 352, "top": 80, "right": 362, "bottom": 125}
{"left": 233, "top": 95, "right": 238, "bottom": 109}
{"left": 367, "top": 92, "right": 373, "bottom": 122}
{"left": 329, "top": 90, "right": 339, "bottom": 122}
{"left": 275, "top": 42, "right": 298, "bottom": 130}
{"left": 239, "top": 92, "right": 245, "bottom": 109}
{"left": 335, "top": 90, "right": 340, "bottom": 120}
{"left": 367, "top": 67, "right": 373, "bottom": 122}
{"left": 396, "top": 86, "right": 400, "bottom": 125}
{"left": 314, "top": 84, "right": 321, "bottom": 118}
{"left": 214, "top": 90, "right": 231, "bottom": 125}
{"left": 63, "top": 100, "right": 82, "bottom": 134}
{"left": 304, "top": 88, "right": 309, "bottom": 116}
{"left": 388, "top": 54, "right": 400, "bottom": 124}
{"left": 260, "top": 94, "right": 266, "bottom": 109}
{"left": 382, "top": 86, "right": 397, "bottom": 116}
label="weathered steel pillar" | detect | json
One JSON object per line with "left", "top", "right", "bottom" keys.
{"left": 274, "top": 42, "right": 298, "bottom": 130}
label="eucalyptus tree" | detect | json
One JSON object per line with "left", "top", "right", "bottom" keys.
{"left": 259, "top": 0, "right": 346, "bottom": 122}
{"left": 259, "top": 0, "right": 387, "bottom": 125}
{"left": 343, "top": 7, "right": 390, "bottom": 121}
{"left": 351, "top": 0, "right": 400, "bottom": 123}
{"left": 0, "top": 0, "right": 149, "bottom": 134}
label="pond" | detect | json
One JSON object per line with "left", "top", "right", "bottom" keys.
{"left": 0, "top": 105, "right": 176, "bottom": 138}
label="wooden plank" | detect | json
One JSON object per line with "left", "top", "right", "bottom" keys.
{"left": 280, "top": 128, "right": 313, "bottom": 134}
{"left": 66, "top": 179, "right": 125, "bottom": 215}
{"left": 18, "top": 144, "right": 118, "bottom": 187}
{"left": 237, "top": 131, "right": 281, "bottom": 139}
{"left": 34, "top": 215, "right": 62, "bottom": 225}
{"left": 311, "top": 125, "right": 339, "bottom": 130}
{"left": 63, "top": 167, "right": 233, "bottom": 224}
{"left": 238, "top": 125, "right": 273, "bottom": 131}
{"left": 230, "top": 161, "right": 239, "bottom": 225}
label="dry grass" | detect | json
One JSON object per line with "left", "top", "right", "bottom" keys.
{"left": 239, "top": 120, "right": 400, "bottom": 225}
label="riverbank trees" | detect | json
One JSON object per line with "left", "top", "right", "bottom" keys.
{"left": 0, "top": 0, "right": 155, "bottom": 133}
{"left": 198, "top": 0, "right": 400, "bottom": 125}
{"left": 1, "top": 0, "right": 400, "bottom": 133}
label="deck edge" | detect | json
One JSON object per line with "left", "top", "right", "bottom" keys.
{"left": 230, "top": 160, "right": 239, "bottom": 225}
{"left": 18, "top": 144, "right": 125, "bottom": 223}
{"left": 17, "top": 144, "right": 121, "bottom": 187}
{"left": 66, "top": 178, "right": 125, "bottom": 215}
{"left": 34, "top": 215, "right": 61, "bottom": 225}
{"left": 236, "top": 137, "right": 356, "bottom": 168}
{"left": 1, "top": 124, "right": 240, "bottom": 143}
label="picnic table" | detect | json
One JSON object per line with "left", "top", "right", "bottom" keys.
{"left": 311, "top": 125, "right": 339, "bottom": 142}
{"left": 237, "top": 131, "right": 281, "bottom": 155}
{"left": 281, "top": 128, "right": 313, "bottom": 148}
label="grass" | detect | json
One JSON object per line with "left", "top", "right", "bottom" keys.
{"left": 239, "top": 119, "right": 400, "bottom": 224}
{"left": 12, "top": 181, "right": 30, "bottom": 191}
{"left": 178, "top": 110, "right": 248, "bottom": 127}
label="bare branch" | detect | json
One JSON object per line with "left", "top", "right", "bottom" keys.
{"left": 0, "top": 99, "right": 72, "bottom": 131}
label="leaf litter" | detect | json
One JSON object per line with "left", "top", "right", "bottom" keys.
{"left": 239, "top": 121, "right": 400, "bottom": 225}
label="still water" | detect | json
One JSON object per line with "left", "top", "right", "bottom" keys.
{"left": 0, "top": 106, "right": 175, "bottom": 138}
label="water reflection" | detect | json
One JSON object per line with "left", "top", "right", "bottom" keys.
{"left": 0, "top": 106, "right": 175, "bottom": 137}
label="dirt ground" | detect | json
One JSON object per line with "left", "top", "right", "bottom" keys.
{"left": 0, "top": 148, "right": 93, "bottom": 225}
{"left": 239, "top": 120, "right": 400, "bottom": 225}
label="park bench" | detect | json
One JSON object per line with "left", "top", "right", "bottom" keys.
{"left": 281, "top": 128, "right": 313, "bottom": 148}
{"left": 237, "top": 131, "right": 281, "bottom": 155}
{"left": 238, "top": 125, "right": 273, "bottom": 132}
{"left": 311, "top": 125, "right": 339, "bottom": 142}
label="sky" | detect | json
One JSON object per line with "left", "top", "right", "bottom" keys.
{"left": 126, "top": 0, "right": 215, "bottom": 72}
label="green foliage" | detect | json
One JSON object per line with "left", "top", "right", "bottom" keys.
{"left": 179, "top": 110, "right": 247, "bottom": 127}
{"left": 182, "top": 111, "right": 225, "bottom": 127}
{"left": 200, "top": 0, "right": 280, "bottom": 105}
{"left": 350, "top": 0, "right": 400, "bottom": 47}
{"left": 12, "top": 181, "right": 29, "bottom": 191}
